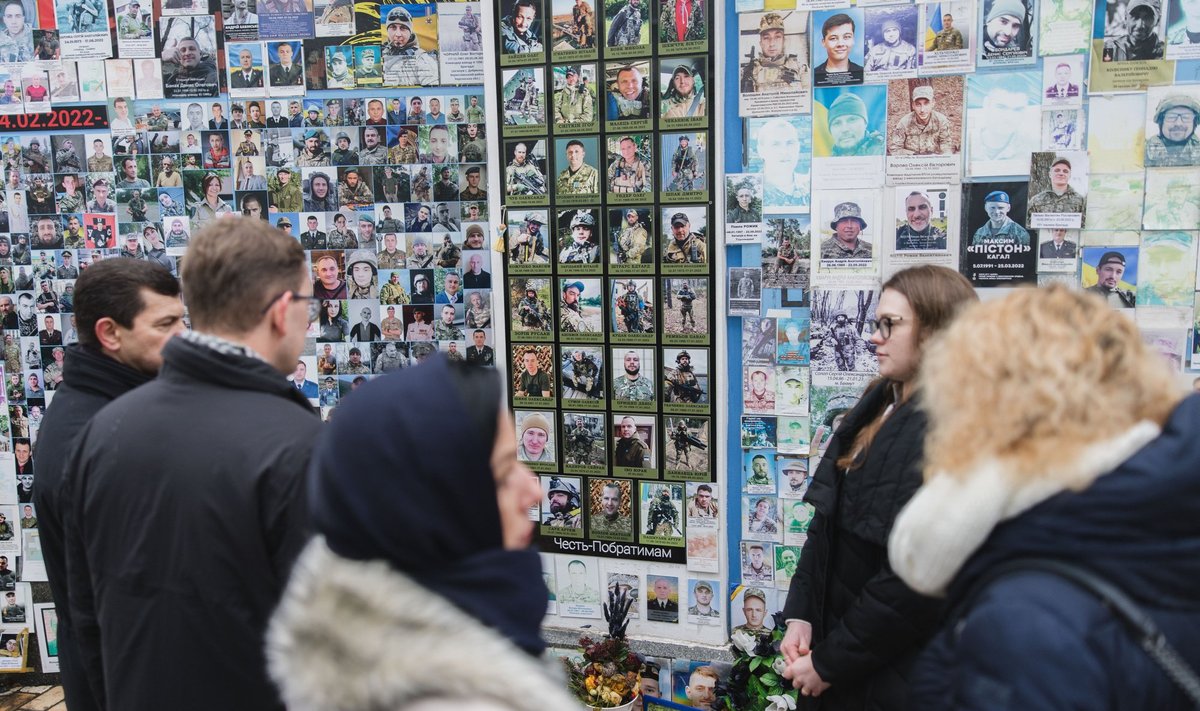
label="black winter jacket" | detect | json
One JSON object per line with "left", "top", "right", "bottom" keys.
{"left": 907, "top": 395, "right": 1200, "bottom": 710}
{"left": 782, "top": 381, "right": 943, "bottom": 711}
{"left": 33, "top": 345, "right": 151, "bottom": 711}
{"left": 63, "top": 334, "right": 320, "bottom": 711}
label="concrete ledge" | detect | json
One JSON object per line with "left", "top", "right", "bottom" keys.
{"left": 544, "top": 625, "right": 735, "bottom": 663}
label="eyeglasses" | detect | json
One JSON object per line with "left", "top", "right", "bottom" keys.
{"left": 872, "top": 315, "right": 905, "bottom": 340}
{"left": 262, "top": 291, "right": 321, "bottom": 321}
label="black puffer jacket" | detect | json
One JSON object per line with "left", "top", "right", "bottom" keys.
{"left": 782, "top": 381, "right": 943, "bottom": 711}
{"left": 63, "top": 333, "right": 320, "bottom": 711}
{"left": 34, "top": 345, "right": 151, "bottom": 711}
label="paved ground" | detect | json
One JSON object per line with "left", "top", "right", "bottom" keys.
{"left": 0, "top": 686, "right": 64, "bottom": 710}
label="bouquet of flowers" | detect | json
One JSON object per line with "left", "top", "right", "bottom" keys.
{"left": 717, "top": 612, "right": 799, "bottom": 711}
{"left": 564, "top": 586, "right": 643, "bottom": 709}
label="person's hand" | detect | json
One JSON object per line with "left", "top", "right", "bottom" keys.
{"left": 780, "top": 619, "right": 812, "bottom": 664}
{"left": 783, "top": 652, "right": 830, "bottom": 698}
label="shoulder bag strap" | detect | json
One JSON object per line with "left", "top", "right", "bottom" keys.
{"left": 954, "top": 558, "right": 1200, "bottom": 708}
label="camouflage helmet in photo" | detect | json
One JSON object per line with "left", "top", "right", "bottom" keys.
{"left": 547, "top": 476, "right": 580, "bottom": 507}
{"left": 385, "top": 5, "right": 413, "bottom": 28}
{"left": 523, "top": 211, "right": 545, "bottom": 225}
{"left": 675, "top": 350, "right": 691, "bottom": 362}
{"left": 569, "top": 210, "right": 595, "bottom": 230}
{"left": 759, "top": 12, "right": 785, "bottom": 34}
{"left": 345, "top": 249, "right": 378, "bottom": 275}
{"left": 1153, "top": 94, "right": 1200, "bottom": 126}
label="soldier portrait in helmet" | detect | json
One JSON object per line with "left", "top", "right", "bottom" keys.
{"left": 608, "top": 207, "right": 654, "bottom": 272}
{"left": 541, "top": 475, "right": 583, "bottom": 536}
{"left": 659, "top": 58, "right": 707, "bottom": 129}
{"left": 509, "top": 277, "right": 554, "bottom": 339}
{"left": 557, "top": 208, "right": 602, "bottom": 271}
{"left": 554, "top": 136, "right": 601, "bottom": 204}
{"left": 551, "top": 64, "right": 599, "bottom": 134}
{"left": 516, "top": 410, "right": 557, "bottom": 472}
{"left": 562, "top": 412, "right": 606, "bottom": 472}
{"left": 609, "top": 277, "right": 655, "bottom": 343}
{"left": 507, "top": 209, "right": 552, "bottom": 271}
{"left": 738, "top": 10, "right": 809, "bottom": 116}
{"left": 588, "top": 479, "right": 632, "bottom": 542}
{"left": 1144, "top": 87, "right": 1200, "bottom": 167}
{"left": 561, "top": 346, "right": 604, "bottom": 402}
{"left": 663, "top": 347, "right": 708, "bottom": 413}
{"left": 500, "top": 0, "right": 546, "bottom": 64}
{"left": 640, "top": 482, "right": 683, "bottom": 546}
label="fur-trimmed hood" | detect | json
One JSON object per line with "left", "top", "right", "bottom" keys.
{"left": 889, "top": 421, "right": 1162, "bottom": 597}
{"left": 267, "top": 538, "right": 584, "bottom": 711}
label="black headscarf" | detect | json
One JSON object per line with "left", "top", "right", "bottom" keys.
{"left": 310, "top": 355, "right": 549, "bottom": 656}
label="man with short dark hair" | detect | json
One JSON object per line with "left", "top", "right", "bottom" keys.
{"left": 34, "top": 259, "right": 183, "bottom": 711}
{"left": 465, "top": 329, "right": 493, "bottom": 365}
{"left": 63, "top": 218, "right": 320, "bottom": 710}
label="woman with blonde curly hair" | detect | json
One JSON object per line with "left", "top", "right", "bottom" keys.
{"left": 780, "top": 264, "right": 977, "bottom": 709}
{"left": 891, "top": 286, "right": 1199, "bottom": 709}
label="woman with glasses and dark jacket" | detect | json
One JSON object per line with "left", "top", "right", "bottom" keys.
{"left": 779, "top": 265, "right": 977, "bottom": 710}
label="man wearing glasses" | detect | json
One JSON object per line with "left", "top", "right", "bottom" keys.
{"left": 60, "top": 217, "right": 321, "bottom": 710}
{"left": 1144, "top": 94, "right": 1200, "bottom": 167}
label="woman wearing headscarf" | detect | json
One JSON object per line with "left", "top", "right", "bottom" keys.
{"left": 890, "top": 286, "right": 1200, "bottom": 710}
{"left": 780, "top": 265, "right": 978, "bottom": 710}
{"left": 268, "top": 357, "right": 583, "bottom": 710}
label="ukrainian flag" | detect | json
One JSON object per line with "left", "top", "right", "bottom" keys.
{"left": 925, "top": 3, "right": 941, "bottom": 51}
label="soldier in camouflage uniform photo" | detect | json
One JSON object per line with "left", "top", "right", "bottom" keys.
{"left": 554, "top": 66, "right": 595, "bottom": 125}
{"left": 590, "top": 480, "right": 631, "bottom": 536}
{"left": 1144, "top": 93, "right": 1200, "bottom": 167}
{"left": 556, "top": 139, "right": 600, "bottom": 195}
{"left": 741, "top": 12, "right": 806, "bottom": 93}
{"left": 612, "top": 208, "right": 650, "bottom": 263}
{"left": 888, "top": 84, "right": 955, "bottom": 156}
{"left": 543, "top": 476, "right": 582, "bottom": 529}
{"left": 612, "top": 349, "right": 653, "bottom": 402}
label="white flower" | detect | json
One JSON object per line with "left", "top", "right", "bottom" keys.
{"left": 765, "top": 694, "right": 797, "bottom": 711}
{"left": 771, "top": 657, "right": 788, "bottom": 676}
{"left": 730, "top": 630, "right": 759, "bottom": 656}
